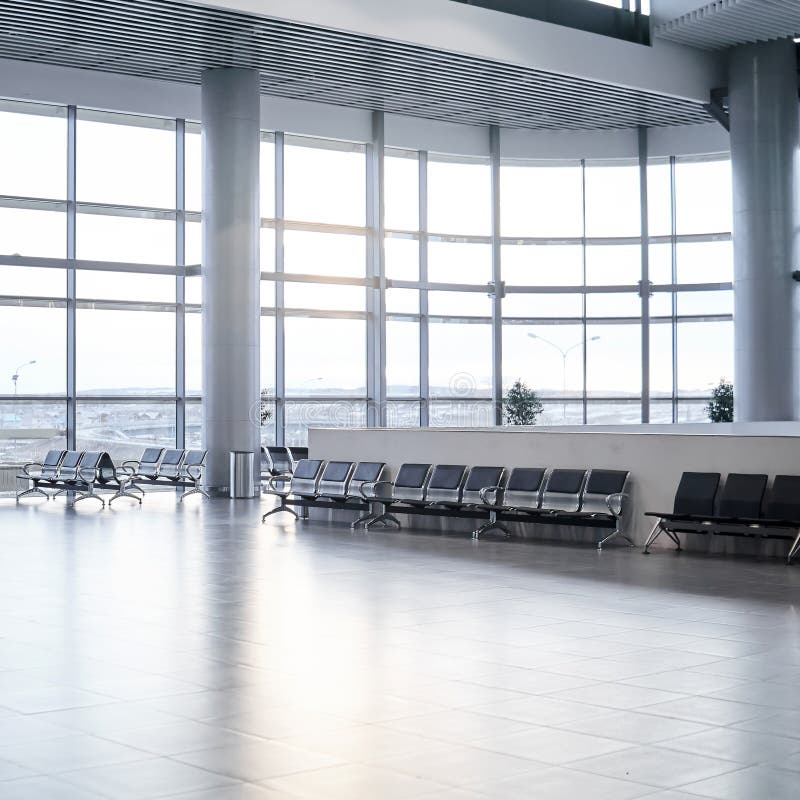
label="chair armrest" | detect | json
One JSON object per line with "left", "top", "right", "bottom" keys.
{"left": 78, "top": 466, "right": 98, "bottom": 483}
{"left": 479, "top": 485, "right": 503, "bottom": 505}
{"left": 23, "top": 462, "right": 43, "bottom": 478}
{"left": 114, "top": 465, "right": 135, "bottom": 480}
{"left": 186, "top": 464, "right": 204, "bottom": 481}
{"left": 605, "top": 492, "right": 627, "bottom": 517}
{"left": 360, "top": 480, "right": 394, "bottom": 501}
{"left": 267, "top": 474, "right": 291, "bottom": 493}
{"left": 122, "top": 459, "right": 140, "bottom": 470}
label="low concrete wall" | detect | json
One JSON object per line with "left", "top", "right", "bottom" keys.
{"left": 309, "top": 426, "right": 800, "bottom": 555}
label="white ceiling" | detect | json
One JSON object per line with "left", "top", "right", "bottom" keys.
{"left": 653, "top": 0, "right": 800, "bottom": 50}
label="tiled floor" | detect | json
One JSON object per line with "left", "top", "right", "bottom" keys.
{"left": 2, "top": 493, "right": 800, "bottom": 799}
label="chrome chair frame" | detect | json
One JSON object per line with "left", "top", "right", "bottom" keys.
{"left": 262, "top": 459, "right": 325, "bottom": 522}
{"left": 17, "top": 450, "right": 66, "bottom": 501}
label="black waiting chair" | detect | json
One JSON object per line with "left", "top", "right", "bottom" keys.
{"left": 315, "top": 461, "right": 356, "bottom": 500}
{"left": 17, "top": 449, "right": 66, "bottom": 501}
{"left": 356, "top": 463, "right": 433, "bottom": 530}
{"left": 262, "top": 459, "right": 325, "bottom": 522}
{"left": 422, "top": 465, "right": 469, "bottom": 508}
{"left": 179, "top": 450, "right": 209, "bottom": 501}
{"left": 475, "top": 467, "right": 547, "bottom": 538}
{"left": 580, "top": 469, "right": 632, "bottom": 549}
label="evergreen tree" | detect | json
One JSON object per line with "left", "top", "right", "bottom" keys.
{"left": 503, "top": 379, "right": 544, "bottom": 426}
{"left": 706, "top": 378, "right": 734, "bottom": 423}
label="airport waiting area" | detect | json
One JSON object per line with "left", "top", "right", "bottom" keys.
{"left": 2, "top": 0, "right": 800, "bottom": 797}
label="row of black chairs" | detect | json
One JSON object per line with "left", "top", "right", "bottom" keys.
{"left": 645, "top": 472, "right": 800, "bottom": 563}
{"left": 261, "top": 446, "right": 309, "bottom": 480}
{"left": 17, "top": 448, "right": 207, "bottom": 507}
{"left": 262, "top": 459, "right": 632, "bottom": 549}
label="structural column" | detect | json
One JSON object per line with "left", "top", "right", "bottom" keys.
{"left": 729, "top": 39, "right": 800, "bottom": 421}
{"left": 201, "top": 68, "right": 261, "bottom": 492}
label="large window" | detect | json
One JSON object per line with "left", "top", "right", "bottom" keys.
{"left": 0, "top": 95, "right": 734, "bottom": 464}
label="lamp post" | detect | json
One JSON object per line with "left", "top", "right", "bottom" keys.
{"left": 527, "top": 334, "right": 600, "bottom": 420}
{"left": 12, "top": 360, "right": 36, "bottom": 396}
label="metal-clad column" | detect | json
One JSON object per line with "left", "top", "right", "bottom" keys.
{"left": 175, "top": 119, "right": 186, "bottom": 449}
{"left": 729, "top": 39, "right": 800, "bottom": 421}
{"left": 366, "top": 111, "right": 387, "bottom": 427}
{"left": 201, "top": 68, "right": 261, "bottom": 492}
{"left": 489, "top": 125, "right": 503, "bottom": 426}
{"left": 638, "top": 126, "right": 650, "bottom": 423}
{"left": 66, "top": 105, "right": 77, "bottom": 451}
{"left": 419, "top": 151, "right": 430, "bottom": 427}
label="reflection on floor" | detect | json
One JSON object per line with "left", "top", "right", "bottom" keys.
{"left": 1, "top": 494, "right": 800, "bottom": 799}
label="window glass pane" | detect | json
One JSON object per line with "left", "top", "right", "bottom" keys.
{"left": 284, "top": 138, "right": 365, "bottom": 226}
{"left": 429, "top": 401, "right": 494, "bottom": 427}
{"left": 649, "top": 242, "right": 672, "bottom": 285}
{"left": 77, "top": 309, "right": 175, "bottom": 394}
{"left": 185, "top": 127, "right": 201, "bottom": 213}
{"left": 77, "top": 271, "right": 175, "bottom": 302}
{"left": 387, "top": 320, "right": 419, "bottom": 396}
{"left": 0, "top": 207, "right": 66, "bottom": 259}
{"left": 260, "top": 228, "right": 275, "bottom": 271}
{"left": 186, "top": 276, "right": 202, "bottom": 306}
{"left": 584, "top": 162, "right": 640, "bottom": 237}
{"left": 649, "top": 291, "right": 672, "bottom": 317}
{"left": 76, "top": 401, "right": 176, "bottom": 461}
{"left": 0, "top": 105, "right": 67, "bottom": 199}
{"left": 185, "top": 312, "right": 202, "bottom": 396}
{"left": 385, "top": 237, "right": 419, "bottom": 280}
{"left": 586, "top": 323, "right": 641, "bottom": 399}
{"left": 385, "top": 151, "right": 419, "bottom": 231}
{"left": 386, "top": 401, "right": 420, "bottom": 427}
{"left": 260, "top": 316, "right": 275, "bottom": 396}
{"left": 428, "top": 158, "right": 491, "bottom": 236}
{"left": 586, "top": 244, "right": 641, "bottom": 286}
{"left": 586, "top": 292, "right": 641, "bottom": 318}
{"left": 77, "top": 214, "right": 175, "bottom": 265}
{"left": 586, "top": 401, "right": 642, "bottom": 424}
{"left": 284, "top": 318, "right": 365, "bottom": 395}
{"left": 0, "top": 266, "right": 66, "bottom": 297}
{"left": 677, "top": 400, "right": 710, "bottom": 423}
{"left": 0, "top": 305, "right": 66, "bottom": 394}
{"left": 283, "top": 283, "right": 364, "bottom": 311}
{"left": 186, "top": 220, "right": 201, "bottom": 267}
{"left": 77, "top": 114, "right": 175, "bottom": 208}
{"left": 649, "top": 320, "right": 673, "bottom": 399}
{"left": 675, "top": 157, "right": 732, "bottom": 235}
{"left": 0, "top": 400, "right": 66, "bottom": 463}
{"left": 676, "top": 241, "right": 732, "bottom": 284}
{"left": 428, "top": 241, "right": 491, "bottom": 284}
{"left": 676, "top": 290, "right": 733, "bottom": 316}
{"left": 514, "top": 324, "right": 584, "bottom": 395}
{"left": 285, "top": 401, "right": 366, "bottom": 445}
{"left": 261, "top": 280, "right": 276, "bottom": 309}
{"left": 429, "top": 291, "right": 490, "bottom": 317}
{"left": 260, "top": 138, "right": 275, "bottom": 219}
{"left": 678, "top": 322, "right": 733, "bottom": 397}
{"left": 538, "top": 401, "right": 584, "bottom": 425}
{"left": 647, "top": 159, "right": 672, "bottom": 237}
{"left": 503, "top": 293, "right": 582, "bottom": 318}
{"left": 649, "top": 400, "right": 673, "bottom": 424}
{"left": 502, "top": 244, "right": 582, "bottom": 287}
{"left": 185, "top": 401, "right": 202, "bottom": 448}
{"left": 386, "top": 288, "right": 418, "bottom": 314}
{"left": 500, "top": 163, "right": 583, "bottom": 237}
{"left": 429, "top": 322, "right": 492, "bottom": 397}
{"left": 284, "top": 230, "right": 365, "bottom": 277}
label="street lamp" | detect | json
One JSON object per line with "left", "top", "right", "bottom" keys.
{"left": 527, "top": 334, "right": 600, "bottom": 420}
{"left": 12, "top": 360, "right": 36, "bottom": 396}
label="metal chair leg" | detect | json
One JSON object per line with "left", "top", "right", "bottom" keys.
{"left": 180, "top": 487, "right": 209, "bottom": 502}
{"left": 643, "top": 519, "right": 676, "bottom": 554}
{"left": 16, "top": 487, "right": 49, "bottom": 502}
{"left": 365, "top": 513, "right": 401, "bottom": 530}
{"left": 73, "top": 493, "right": 105, "bottom": 509}
{"left": 597, "top": 527, "right": 635, "bottom": 551}
{"left": 787, "top": 529, "right": 800, "bottom": 565}
{"left": 351, "top": 512, "right": 376, "bottom": 529}
{"left": 262, "top": 501, "right": 298, "bottom": 523}
{"left": 472, "top": 521, "right": 510, "bottom": 540}
{"left": 109, "top": 489, "right": 142, "bottom": 506}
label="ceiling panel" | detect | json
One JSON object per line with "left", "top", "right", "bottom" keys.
{"left": 0, "top": 0, "right": 713, "bottom": 130}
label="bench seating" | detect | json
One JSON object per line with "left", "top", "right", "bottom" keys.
{"left": 263, "top": 459, "right": 631, "bottom": 549}
{"left": 119, "top": 448, "right": 208, "bottom": 502}
{"left": 17, "top": 450, "right": 132, "bottom": 508}
{"left": 644, "top": 472, "right": 800, "bottom": 563}
{"left": 261, "top": 446, "right": 294, "bottom": 481}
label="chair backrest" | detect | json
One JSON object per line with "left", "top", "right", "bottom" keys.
{"left": 673, "top": 472, "right": 720, "bottom": 516}
{"left": 159, "top": 449, "right": 185, "bottom": 479}
{"left": 96, "top": 452, "right": 116, "bottom": 483}
{"left": 40, "top": 450, "right": 66, "bottom": 480}
{"left": 181, "top": 450, "right": 206, "bottom": 477}
{"left": 290, "top": 459, "right": 324, "bottom": 497}
{"left": 542, "top": 469, "right": 587, "bottom": 512}
{"left": 718, "top": 473, "right": 767, "bottom": 519}
{"left": 581, "top": 469, "right": 629, "bottom": 515}
{"left": 348, "top": 462, "right": 387, "bottom": 497}
{"left": 503, "top": 467, "right": 546, "bottom": 510}
{"left": 392, "top": 463, "right": 432, "bottom": 502}
{"left": 289, "top": 447, "right": 309, "bottom": 465}
{"left": 58, "top": 451, "right": 84, "bottom": 481}
{"left": 267, "top": 446, "right": 293, "bottom": 474}
{"left": 317, "top": 461, "right": 355, "bottom": 498}
{"left": 79, "top": 451, "right": 103, "bottom": 481}
{"left": 138, "top": 447, "right": 165, "bottom": 479}
{"left": 462, "top": 466, "right": 506, "bottom": 505}
{"left": 763, "top": 475, "right": 800, "bottom": 522}
{"left": 424, "top": 464, "right": 468, "bottom": 504}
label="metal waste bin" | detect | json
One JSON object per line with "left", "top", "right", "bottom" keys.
{"left": 229, "top": 451, "right": 255, "bottom": 499}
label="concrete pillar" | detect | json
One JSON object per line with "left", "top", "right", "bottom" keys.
{"left": 201, "top": 68, "right": 261, "bottom": 492}
{"left": 729, "top": 39, "right": 800, "bottom": 421}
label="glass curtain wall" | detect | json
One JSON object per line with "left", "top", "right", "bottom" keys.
{"left": 0, "top": 98, "right": 733, "bottom": 456}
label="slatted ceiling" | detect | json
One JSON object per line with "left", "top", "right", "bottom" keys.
{"left": 654, "top": 0, "right": 800, "bottom": 50}
{"left": 0, "top": 0, "right": 712, "bottom": 130}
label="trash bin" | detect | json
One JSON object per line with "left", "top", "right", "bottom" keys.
{"left": 229, "top": 451, "right": 255, "bottom": 499}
